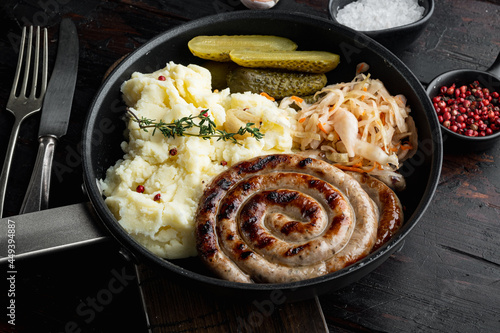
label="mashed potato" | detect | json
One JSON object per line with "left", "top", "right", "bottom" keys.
{"left": 100, "top": 62, "right": 298, "bottom": 259}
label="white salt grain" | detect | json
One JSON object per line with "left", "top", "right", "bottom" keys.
{"left": 336, "top": 0, "right": 425, "bottom": 31}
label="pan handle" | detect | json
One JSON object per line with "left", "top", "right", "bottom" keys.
{"left": 0, "top": 202, "right": 109, "bottom": 263}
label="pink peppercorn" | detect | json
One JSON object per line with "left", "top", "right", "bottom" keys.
{"left": 434, "top": 81, "right": 500, "bottom": 137}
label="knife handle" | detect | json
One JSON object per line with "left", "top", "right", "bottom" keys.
{"left": 20, "top": 136, "right": 57, "bottom": 214}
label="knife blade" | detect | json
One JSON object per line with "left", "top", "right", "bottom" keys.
{"left": 20, "top": 18, "right": 79, "bottom": 214}
{"left": 38, "top": 18, "right": 79, "bottom": 138}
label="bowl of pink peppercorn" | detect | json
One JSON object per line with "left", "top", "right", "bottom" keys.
{"left": 427, "top": 51, "right": 500, "bottom": 151}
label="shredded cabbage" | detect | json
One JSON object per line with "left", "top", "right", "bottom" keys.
{"left": 294, "top": 73, "right": 417, "bottom": 172}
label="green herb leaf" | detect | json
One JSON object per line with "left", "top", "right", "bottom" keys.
{"left": 127, "top": 108, "right": 264, "bottom": 144}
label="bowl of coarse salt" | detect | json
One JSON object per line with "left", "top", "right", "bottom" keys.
{"left": 328, "top": 0, "right": 434, "bottom": 52}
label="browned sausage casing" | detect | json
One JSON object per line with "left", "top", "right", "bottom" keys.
{"left": 195, "top": 154, "right": 386, "bottom": 283}
{"left": 345, "top": 171, "right": 404, "bottom": 251}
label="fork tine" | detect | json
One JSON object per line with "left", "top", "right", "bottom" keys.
{"left": 40, "top": 27, "right": 48, "bottom": 98}
{"left": 10, "top": 26, "right": 27, "bottom": 98}
{"left": 1, "top": 25, "right": 49, "bottom": 217}
{"left": 19, "top": 26, "right": 33, "bottom": 98}
{"left": 29, "top": 26, "right": 40, "bottom": 99}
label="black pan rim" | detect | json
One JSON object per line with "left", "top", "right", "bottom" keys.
{"left": 82, "top": 10, "right": 443, "bottom": 292}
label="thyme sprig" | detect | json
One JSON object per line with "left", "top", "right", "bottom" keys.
{"left": 127, "top": 108, "right": 264, "bottom": 144}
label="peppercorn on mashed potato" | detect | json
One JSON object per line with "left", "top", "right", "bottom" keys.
{"left": 100, "top": 62, "right": 297, "bottom": 259}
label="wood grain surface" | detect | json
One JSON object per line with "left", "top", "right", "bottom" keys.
{"left": 0, "top": 1, "right": 499, "bottom": 332}
{"left": 136, "top": 264, "right": 328, "bottom": 333}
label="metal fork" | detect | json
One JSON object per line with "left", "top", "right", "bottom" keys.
{"left": 0, "top": 26, "right": 48, "bottom": 217}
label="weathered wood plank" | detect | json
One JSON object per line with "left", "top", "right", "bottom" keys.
{"left": 320, "top": 144, "right": 500, "bottom": 332}
{"left": 1, "top": 0, "right": 499, "bottom": 332}
{"left": 399, "top": 0, "right": 500, "bottom": 84}
{"left": 136, "top": 264, "right": 328, "bottom": 333}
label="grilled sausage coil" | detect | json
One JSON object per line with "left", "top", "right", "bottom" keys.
{"left": 196, "top": 154, "right": 406, "bottom": 283}
{"left": 345, "top": 171, "right": 404, "bottom": 251}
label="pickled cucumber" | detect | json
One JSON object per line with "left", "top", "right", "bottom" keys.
{"left": 229, "top": 50, "right": 340, "bottom": 74}
{"left": 227, "top": 67, "right": 327, "bottom": 100}
{"left": 188, "top": 35, "right": 298, "bottom": 62}
{"left": 302, "top": 93, "right": 325, "bottom": 104}
{"left": 201, "top": 61, "right": 237, "bottom": 90}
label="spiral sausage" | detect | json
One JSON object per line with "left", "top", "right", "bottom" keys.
{"left": 345, "top": 171, "right": 403, "bottom": 251}
{"left": 195, "top": 154, "right": 381, "bottom": 283}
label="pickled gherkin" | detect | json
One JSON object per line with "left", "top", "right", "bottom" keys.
{"left": 188, "top": 35, "right": 298, "bottom": 62}
{"left": 201, "top": 61, "right": 236, "bottom": 90}
{"left": 229, "top": 50, "right": 340, "bottom": 74}
{"left": 227, "top": 67, "right": 327, "bottom": 100}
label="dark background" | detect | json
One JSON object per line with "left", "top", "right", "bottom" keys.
{"left": 1, "top": 0, "right": 499, "bottom": 332}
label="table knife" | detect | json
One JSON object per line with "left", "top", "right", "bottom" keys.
{"left": 20, "top": 18, "right": 79, "bottom": 214}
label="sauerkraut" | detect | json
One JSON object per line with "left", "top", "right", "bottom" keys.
{"left": 290, "top": 73, "right": 417, "bottom": 173}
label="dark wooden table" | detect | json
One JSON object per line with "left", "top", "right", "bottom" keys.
{"left": 1, "top": 1, "right": 499, "bottom": 332}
